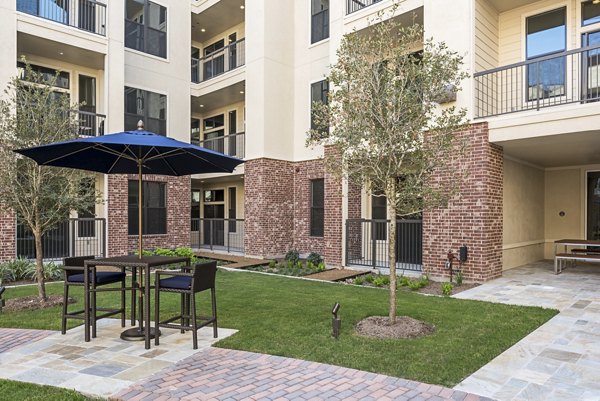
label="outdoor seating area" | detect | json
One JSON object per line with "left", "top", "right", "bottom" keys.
{"left": 553, "top": 239, "right": 600, "bottom": 274}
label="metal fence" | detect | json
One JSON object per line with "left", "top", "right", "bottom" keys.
{"left": 346, "top": 0, "right": 383, "bottom": 15}
{"left": 191, "top": 38, "right": 246, "bottom": 83}
{"left": 17, "top": 0, "right": 107, "bottom": 36}
{"left": 197, "top": 132, "right": 245, "bottom": 159}
{"left": 474, "top": 44, "right": 600, "bottom": 118}
{"left": 77, "top": 110, "right": 105, "bottom": 137}
{"left": 346, "top": 219, "right": 422, "bottom": 271}
{"left": 16, "top": 218, "right": 106, "bottom": 261}
{"left": 191, "top": 218, "right": 244, "bottom": 253}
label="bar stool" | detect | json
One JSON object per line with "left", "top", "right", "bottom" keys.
{"left": 154, "top": 261, "right": 218, "bottom": 349}
{"left": 61, "top": 256, "right": 127, "bottom": 336}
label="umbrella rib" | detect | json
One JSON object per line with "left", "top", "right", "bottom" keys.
{"left": 180, "top": 149, "right": 233, "bottom": 172}
{"left": 144, "top": 148, "right": 186, "bottom": 162}
{"left": 39, "top": 144, "right": 96, "bottom": 165}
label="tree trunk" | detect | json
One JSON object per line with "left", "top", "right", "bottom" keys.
{"left": 387, "top": 182, "right": 397, "bottom": 324}
{"left": 33, "top": 227, "right": 47, "bottom": 302}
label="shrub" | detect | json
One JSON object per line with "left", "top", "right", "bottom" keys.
{"left": 399, "top": 276, "right": 411, "bottom": 287}
{"left": 455, "top": 270, "right": 464, "bottom": 286}
{"left": 43, "top": 262, "right": 64, "bottom": 281}
{"left": 268, "top": 259, "right": 277, "bottom": 269}
{"left": 408, "top": 276, "right": 429, "bottom": 291}
{"left": 365, "top": 274, "right": 375, "bottom": 284}
{"left": 295, "top": 260, "right": 304, "bottom": 269}
{"left": 0, "top": 257, "right": 35, "bottom": 283}
{"left": 307, "top": 252, "right": 323, "bottom": 266}
{"left": 284, "top": 249, "right": 300, "bottom": 265}
{"left": 372, "top": 275, "right": 389, "bottom": 287}
{"left": 441, "top": 282, "right": 454, "bottom": 296}
{"left": 316, "top": 262, "right": 326, "bottom": 272}
{"left": 353, "top": 276, "right": 365, "bottom": 285}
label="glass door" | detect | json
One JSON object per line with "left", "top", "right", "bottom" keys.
{"left": 78, "top": 75, "right": 98, "bottom": 136}
{"left": 582, "top": 30, "right": 600, "bottom": 101}
{"left": 203, "top": 39, "right": 225, "bottom": 80}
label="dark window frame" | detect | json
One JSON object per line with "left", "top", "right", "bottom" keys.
{"left": 311, "top": 0, "right": 329, "bottom": 44}
{"left": 583, "top": 1, "right": 600, "bottom": 27}
{"left": 310, "top": 178, "right": 325, "bottom": 237}
{"left": 125, "top": 0, "right": 167, "bottom": 58}
{"left": 124, "top": 86, "right": 167, "bottom": 136}
{"left": 17, "top": 61, "right": 70, "bottom": 90}
{"left": 128, "top": 180, "right": 167, "bottom": 235}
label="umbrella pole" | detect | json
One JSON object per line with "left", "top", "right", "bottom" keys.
{"left": 138, "top": 160, "right": 144, "bottom": 329}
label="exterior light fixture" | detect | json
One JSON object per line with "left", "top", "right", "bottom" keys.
{"left": 240, "top": 5, "right": 245, "bottom": 9}
{"left": 240, "top": 90, "right": 244, "bottom": 94}
{"left": 201, "top": 28, "right": 206, "bottom": 32}
{"left": 199, "top": 104, "right": 204, "bottom": 108}
{"left": 331, "top": 302, "right": 341, "bottom": 339}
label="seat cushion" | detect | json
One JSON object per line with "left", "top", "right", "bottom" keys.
{"left": 69, "top": 271, "right": 126, "bottom": 285}
{"left": 159, "top": 276, "right": 192, "bottom": 290}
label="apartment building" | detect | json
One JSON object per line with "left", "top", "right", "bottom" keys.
{"left": 0, "top": 0, "right": 599, "bottom": 283}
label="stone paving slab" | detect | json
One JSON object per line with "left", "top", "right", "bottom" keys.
{"left": 0, "top": 328, "right": 54, "bottom": 354}
{"left": 454, "top": 261, "right": 600, "bottom": 401}
{"left": 0, "top": 320, "right": 236, "bottom": 398}
{"left": 112, "top": 348, "right": 492, "bottom": 401}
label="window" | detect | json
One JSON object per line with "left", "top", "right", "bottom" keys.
{"left": 526, "top": 8, "right": 566, "bottom": 101}
{"left": 311, "top": 0, "right": 329, "bottom": 44}
{"left": 17, "top": 61, "right": 70, "bottom": 89}
{"left": 311, "top": 80, "right": 329, "bottom": 131}
{"left": 125, "top": 0, "right": 167, "bottom": 58}
{"left": 124, "top": 87, "right": 167, "bottom": 135}
{"left": 204, "top": 189, "right": 224, "bottom": 203}
{"left": 583, "top": 1, "right": 600, "bottom": 26}
{"left": 372, "top": 193, "right": 387, "bottom": 241}
{"left": 203, "top": 114, "right": 225, "bottom": 153}
{"left": 204, "top": 39, "right": 225, "bottom": 80}
{"left": 310, "top": 179, "right": 324, "bottom": 237}
{"left": 228, "top": 187, "right": 237, "bottom": 232}
{"left": 191, "top": 118, "right": 200, "bottom": 145}
{"left": 128, "top": 181, "right": 166, "bottom": 235}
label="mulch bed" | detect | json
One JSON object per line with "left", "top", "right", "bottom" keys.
{"left": 355, "top": 316, "right": 435, "bottom": 339}
{"left": 414, "top": 282, "right": 479, "bottom": 296}
{"left": 4, "top": 295, "right": 75, "bottom": 312}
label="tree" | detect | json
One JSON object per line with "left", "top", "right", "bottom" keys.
{"left": 0, "top": 62, "right": 97, "bottom": 301}
{"left": 308, "top": 9, "right": 468, "bottom": 323}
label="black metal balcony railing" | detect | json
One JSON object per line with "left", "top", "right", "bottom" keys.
{"left": 191, "top": 38, "right": 246, "bottom": 83}
{"left": 191, "top": 218, "right": 244, "bottom": 253}
{"left": 17, "top": 0, "right": 107, "bottom": 36}
{"left": 77, "top": 110, "right": 105, "bottom": 137}
{"left": 17, "top": 218, "right": 106, "bottom": 261}
{"left": 346, "top": 219, "right": 422, "bottom": 271}
{"left": 346, "top": 0, "right": 383, "bottom": 15}
{"left": 196, "top": 132, "right": 245, "bottom": 159}
{"left": 475, "top": 44, "right": 600, "bottom": 118}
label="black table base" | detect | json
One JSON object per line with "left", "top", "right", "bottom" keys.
{"left": 121, "top": 327, "right": 160, "bottom": 341}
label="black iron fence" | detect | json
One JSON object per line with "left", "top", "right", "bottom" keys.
{"left": 346, "top": 0, "right": 383, "bottom": 15}
{"left": 346, "top": 219, "right": 422, "bottom": 271}
{"left": 17, "top": 0, "right": 107, "bottom": 36}
{"left": 475, "top": 44, "right": 600, "bottom": 118}
{"left": 16, "top": 218, "right": 106, "bottom": 261}
{"left": 191, "top": 38, "right": 246, "bottom": 83}
{"left": 191, "top": 218, "right": 244, "bottom": 253}
{"left": 77, "top": 110, "right": 105, "bottom": 137}
{"left": 197, "top": 132, "right": 245, "bottom": 159}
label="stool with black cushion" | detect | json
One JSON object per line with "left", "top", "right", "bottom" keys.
{"left": 61, "top": 256, "right": 127, "bottom": 336}
{"left": 154, "top": 261, "right": 218, "bottom": 349}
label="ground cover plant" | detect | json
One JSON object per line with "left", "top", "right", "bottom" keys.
{"left": 348, "top": 273, "right": 477, "bottom": 296}
{"left": 1, "top": 269, "right": 556, "bottom": 388}
{"left": 246, "top": 258, "right": 326, "bottom": 277}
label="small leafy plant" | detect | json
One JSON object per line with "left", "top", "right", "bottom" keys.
{"left": 268, "top": 259, "right": 277, "bottom": 269}
{"left": 372, "top": 275, "right": 390, "bottom": 287}
{"left": 455, "top": 270, "right": 464, "bottom": 286}
{"left": 307, "top": 252, "right": 323, "bottom": 266}
{"left": 353, "top": 276, "right": 365, "bottom": 285}
{"left": 399, "top": 276, "right": 411, "bottom": 287}
{"left": 316, "top": 262, "right": 326, "bottom": 272}
{"left": 441, "top": 282, "right": 454, "bottom": 296}
{"left": 284, "top": 249, "right": 300, "bottom": 265}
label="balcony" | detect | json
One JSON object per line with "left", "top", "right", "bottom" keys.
{"left": 77, "top": 111, "right": 106, "bottom": 137}
{"left": 196, "top": 132, "right": 245, "bottom": 159}
{"left": 346, "top": 0, "right": 383, "bottom": 15}
{"left": 17, "top": 0, "right": 107, "bottom": 36}
{"left": 191, "top": 39, "right": 245, "bottom": 84}
{"left": 475, "top": 44, "right": 600, "bottom": 119}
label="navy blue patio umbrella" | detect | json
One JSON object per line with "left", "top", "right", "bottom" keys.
{"left": 15, "top": 122, "right": 244, "bottom": 258}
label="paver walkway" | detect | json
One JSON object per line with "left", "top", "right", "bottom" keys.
{"left": 113, "top": 347, "right": 490, "bottom": 401}
{"left": 194, "top": 251, "right": 270, "bottom": 269}
{"left": 454, "top": 261, "right": 600, "bottom": 401}
{"left": 0, "top": 328, "right": 54, "bottom": 353}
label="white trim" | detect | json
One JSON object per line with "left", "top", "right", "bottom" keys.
{"left": 124, "top": 48, "right": 170, "bottom": 63}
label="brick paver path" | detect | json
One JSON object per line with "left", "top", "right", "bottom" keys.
{"left": 305, "top": 268, "right": 369, "bottom": 282}
{"left": 0, "top": 328, "right": 54, "bottom": 354}
{"left": 113, "top": 348, "right": 492, "bottom": 401}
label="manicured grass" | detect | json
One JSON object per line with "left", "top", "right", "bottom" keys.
{"left": 1, "top": 269, "right": 557, "bottom": 387}
{"left": 0, "top": 379, "right": 94, "bottom": 401}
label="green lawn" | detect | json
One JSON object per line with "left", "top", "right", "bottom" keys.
{"left": 1, "top": 269, "right": 557, "bottom": 387}
{"left": 0, "top": 380, "right": 93, "bottom": 401}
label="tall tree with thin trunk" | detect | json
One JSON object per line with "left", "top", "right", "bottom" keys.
{"left": 0, "top": 62, "right": 97, "bottom": 301}
{"left": 308, "top": 8, "right": 468, "bottom": 323}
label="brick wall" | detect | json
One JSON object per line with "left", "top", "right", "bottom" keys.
{"left": 422, "top": 122, "right": 503, "bottom": 283}
{"left": 107, "top": 174, "right": 191, "bottom": 256}
{"left": 0, "top": 207, "right": 15, "bottom": 262}
{"left": 244, "top": 153, "right": 345, "bottom": 266}
{"left": 244, "top": 159, "right": 295, "bottom": 258}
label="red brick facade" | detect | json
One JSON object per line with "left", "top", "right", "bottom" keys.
{"left": 244, "top": 149, "right": 344, "bottom": 266}
{"left": 0, "top": 207, "right": 15, "bottom": 262}
{"left": 107, "top": 174, "right": 191, "bottom": 256}
{"left": 422, "top": 122, "right": 503, "bottom": 283}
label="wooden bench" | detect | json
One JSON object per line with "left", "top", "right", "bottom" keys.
{"left": 554, "top": 253, "right": 600, "bottom": 274}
